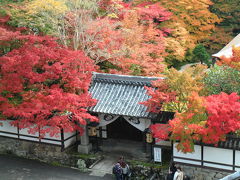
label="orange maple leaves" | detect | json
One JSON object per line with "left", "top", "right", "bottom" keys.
{"left": 217, "top": 46, "right": 240, "bottom": 70}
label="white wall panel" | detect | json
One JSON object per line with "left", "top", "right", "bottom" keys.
{"left": 203, "top": 147, "right": 233, "bottom": 165}
{"left": 64, "top": 136, "right": 76, "bottom": 148}
{"left": 203, "top": 163, "right": 233, "bottom": 170}
{"left": 0, "top": 120, "right": 18, "bottom": 133}
{"left": 102, "top": 126, "right": 107, "bottom": 138}
{"left": 235, "top": 167, "right": 240, "bottom": 171}
{"left": 19, "top": 128, "right": 39, "bottom": 137}
{"left": 41, "top": 139, "right": 61, "bottom": 145}
{"left": 174, "top": 158, "right": 201, "bottom": 165}
{"left": 19, "top": 136, "right": 39, "bottom": 142}
{"left": 0, "top": 132, "right": 18, "bottom": 138}
{"left": 102, "top": 131, "right": 107, "bottom": 138}
{"left": 235, "top": 150, "right": 240, "bottom": 166}
{"left": 41, "top": 128, "right": 61, "bottom": 140}
{"left": 0, "top": 120, "right": 65, "bottom": 146}
{"left": 64, "top": 131, "right": 75, "bottom": 140}
{"left": 174, "top": 143, "right": 201, "bottom": 160}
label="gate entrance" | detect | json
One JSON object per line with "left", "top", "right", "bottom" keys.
{"left": 107, "top": 116, "right": 143, "bottom": 141}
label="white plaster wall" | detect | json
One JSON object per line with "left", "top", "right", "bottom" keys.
{"left": 235, "top": 150, "right": 240, "bottom": 166}
{"left": 173, "top": 158, "right": 201, "bottom": 165}
{"left": 19, "top": 125, "right": 39, "bottom": 141}
{"left": 64, "top": 131, "right": 75, "bottom": 140}
{"left": 63, "top": 131, "right": 77, "bottom": 148}
{"left": 102, "top": 126, "right": 107, "bottom": 138}
{"left": 0, "top": 120, "right": 18, "bottom": 138}
{"left": 0, "top": 132, "right": 18, "bottom": 138}
{"left": 203, "top": 163, "right": 233, "bottom": 171}
{"left": 41, "top": 139, "right": 61, "bottom": 145}
{"left": 19, "top": 127, "right": 39, "bottom": 137}
{"left": 64, "top": 136, "right": 76, "bottom": 148}
{"left": 19, "top": 136, "right": 39, "bottom": 142}
{"left": 235, "top": 167, "right": 240, "bottom": 171}
{"left": 0, "top": 120, "right": 18, "bottom": 133}
{"left": 173, "top": 143, "right": 201, "bottom": 160}
{"left": 203, "top": 147, "right": 233, "bottom": 165}
{"left": 0, "top": 120, "right": 76, "bottom": 146}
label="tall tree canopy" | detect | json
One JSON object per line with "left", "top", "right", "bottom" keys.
{"left": 141, "top": 65, "right": 207, "bottom": 113}
{"left": 203, "top": 66, "right": 240, "bottom": 95}
{"left": 134, "top": 0, "right": 221, "bottom": 64}
{"left": 0, "top": 24, "right": 98, "bottom": 137}
{"left": 6, "top": 0, "right": 171, "bottom": 76}
{"left": 210, "top": 0, "right": 240, "bottom": 36}
{"left": 161, "top": 92, "right": 240, "bottom": 152}
{"left": 143, "top": 55, "right": 240, "bottom": 152}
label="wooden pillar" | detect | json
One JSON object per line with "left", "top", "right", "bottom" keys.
{"left": 61, "top": 129, "right": 64, "bottom": 151}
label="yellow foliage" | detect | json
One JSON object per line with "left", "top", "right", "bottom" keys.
{"left": 121, "top": 11, "right": 144, "bottom": 53}
{"left": 162, "top": 64, "right": 207, "bottom": 112}
{"left": 107, "top": 13, "right": 119, "bottom": 19}
{"left": 136, "top": 0, "right": 221, "bottom": 61}
{"left": 26, "top": 0, "right": 68, "bottom": 15}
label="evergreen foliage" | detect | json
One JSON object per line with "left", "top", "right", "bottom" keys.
{"left": 192, "top": 44, "right": 210, "bottom": 66}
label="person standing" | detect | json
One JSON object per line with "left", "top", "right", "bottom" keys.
{"left": 167, "top": 162, "right": 177, "bottom": 180}
{"left": 113, "top": 161, "right": 123, "bottom": 180}
{"left": 173, "top": 167, "right": 184, "bottom": 180}
{"left": 121, "top": 161, "right": 131, "bottom": 180}
{"left": 170, "top": 162, "right": 177, "bottom": 177}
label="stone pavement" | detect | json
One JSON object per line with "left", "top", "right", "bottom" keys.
{"left": 90, "top": 155, "right": 115, "bottom": 175}
{"left": 88, "top": 139, "right": 148, "bottom": 177}
{"left": 0, "top": 154, "right": 113, "bottom": 180}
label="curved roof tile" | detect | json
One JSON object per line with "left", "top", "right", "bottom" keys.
{"left": 88, "top": 72, "right": 160, "bottom": 118}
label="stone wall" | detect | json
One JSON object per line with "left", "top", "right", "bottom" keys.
{"left": 0, "top": 136, "right": 233, "bottom": 179}
{"left": 0, "top": 136, "right": 78, "bottom": 166}
{"left": 179, "top": 164, "right": 231, "bottom": 180}
{"left": 129, "top": 164, "right": 167, "bottom": 180}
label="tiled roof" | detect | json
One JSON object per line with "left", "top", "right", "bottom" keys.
{"left": 217, "top": 137, "right": 240, "bottom": 150}
{"left": 88, "top": 72, "right": 160, "bottom": 118}
{"left": 196, "top": 136, "right": 240, "bottom": 150}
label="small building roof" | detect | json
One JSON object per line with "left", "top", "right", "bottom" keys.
{"left": 196, "top": 136, "right": 240, "bottom": 150}
{"left": 212, "top": 33, "right": 240, "bottom": 58}
{"left": 88, "top": 72, "right": 160, "bottom": 118}
{"left": 217, "top": 137, "right": 240, "bottom": 150}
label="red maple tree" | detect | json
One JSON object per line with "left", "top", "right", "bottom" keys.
{"left": 0, "top": 25, "right": 98, "bottom": 137}
{"left": 150, "top": 92, "right": 240, "bottom": 152}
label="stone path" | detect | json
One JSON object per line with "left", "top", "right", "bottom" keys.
{"left": 89, "top": 156, "right": 115, "bottom": 177}
{"left": 89, "top": 139, "right": 148, "bottom": 177}
{"left": 179, "top": 62, "right": 201, "bottom": 72}
{"left": 90, "top": 156, "right": 115, "bottom": 175}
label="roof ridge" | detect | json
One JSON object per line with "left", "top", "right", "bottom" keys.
{"left": 92, "top": 72, "right": 161, "bottom": 84}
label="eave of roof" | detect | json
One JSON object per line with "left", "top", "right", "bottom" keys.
{"left": 195, "top": 136, "right": 240, "bottom": 150}
{"left": 88, "top": 72, "right": 161, "bottom": 118}
{"left": 212, "top": 33, "right": 240, "bottom": 58}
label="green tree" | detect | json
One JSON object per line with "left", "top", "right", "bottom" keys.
{"left": 210, "top": 0, "right": 240, "bottom": 36}
{"left": 203, "top": 65, "right": 240, "bottom": 95}
{"left": 192, "top": 44, "right": 210, "bottom": 65}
